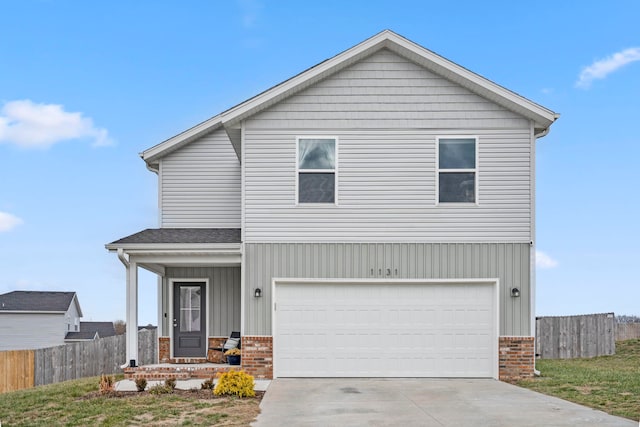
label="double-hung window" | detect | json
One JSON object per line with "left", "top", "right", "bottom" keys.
{"left": 297, "top": 137, "right": 336, "bottom": 204}
{"left": 437, "top": 137, "right": 477, "bottom": 203}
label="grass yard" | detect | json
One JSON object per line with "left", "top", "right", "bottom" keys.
{"left": 518, "top": 339, "right": 640, "bottom": 421}
{"left": 0, "top": 375, "right": 262, "bottom": 426}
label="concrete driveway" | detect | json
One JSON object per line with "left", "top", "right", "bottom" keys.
{"left": 252, "top": 378, "right": 636, "bottom": 426}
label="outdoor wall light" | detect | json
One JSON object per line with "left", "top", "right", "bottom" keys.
{"left": 254, "top": 288, "right": 262, "bottom": 298}
{"left": 511, "top": 287, "right": 520, "bottom": 298}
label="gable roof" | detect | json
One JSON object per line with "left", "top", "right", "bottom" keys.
{"left": 0, "top": 291, "right": 82, "bottom": 315}
{"left": 142, "top": 29, "right": 558, "bottom": 167}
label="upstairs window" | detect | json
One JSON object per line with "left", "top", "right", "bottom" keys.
{"left": 438, "top": 137, "right": 477, "bottom": 203}
{"left": 297, "top": 138, "right": 336, "bottom": 204}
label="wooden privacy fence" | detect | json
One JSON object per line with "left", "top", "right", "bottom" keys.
{"left": 1, "top": 328, "right": 156, "bottom": 393}
{"left": 0, "top": 350, "right": 34, "bottom": 393}
{"left": 616, "top": 322, "right": 640, "bottom": 341}
{"left": 536, "top": 313, "right": 616, "bottom": 359}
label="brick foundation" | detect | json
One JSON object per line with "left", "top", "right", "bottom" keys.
{"left": 159, "top": 336, "right": 227, "bottom": 364}
{"left": 241, "top": 336, "right": 273, "bottom": 379}
{"left": 499, "top": 336, "right": 535, "bottom": 382}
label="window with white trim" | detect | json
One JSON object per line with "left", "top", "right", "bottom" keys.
{"left": 297, "top": 138, "right": 336, "bottom": 203}
{"left": 438, "top": 137, "right": 477, "bottom": 203}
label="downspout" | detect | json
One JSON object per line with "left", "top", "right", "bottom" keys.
{"left": 117, "top": 248, "right": 130, "bottom": 268}
{"left": 532, "top": 121, "right": 555, "bottom": 377}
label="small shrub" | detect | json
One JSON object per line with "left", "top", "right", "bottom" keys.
{"left": 164, "top": 378, "right": 177, "bottom": 390}
{"left": 135, "top": 378, "right": 147, "bottom": 392}
{"left": 201, "top": 377, "right": 215, "bottom": 390}
{"left": 213, "top": 370, "right": 255, "bottom": 398}
{"left": 224, "top": 348, "right": 241, "bottom": 356}
{"left": 148, "top": 384, "right": 173, "bottom": 394}
{"left": 98, "top": 374, "right": 115, "bottom": 394}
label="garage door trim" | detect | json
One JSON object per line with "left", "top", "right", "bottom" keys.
{"left": 272, "top": 278, "right": 500, "bottom": 379}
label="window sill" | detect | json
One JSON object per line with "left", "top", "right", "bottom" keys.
{"left": 437, "top": 202, "right": 479, "bottom": 207}
{"left": 296, "top": 202, "right": 338, "bottom": 207}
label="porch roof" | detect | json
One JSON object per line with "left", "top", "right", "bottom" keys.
{"left": 106, "top": 228, "right": 242, "bottom": 274}
{"left": 107, "top": 228, "right": 241, "bottom": 247}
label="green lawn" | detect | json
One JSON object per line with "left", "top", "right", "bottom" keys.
{"left": 518, "top": 339, "right": 640, "bottom": 421}
{"left": 0, "top": 375, "right": 261, "bottom": 426}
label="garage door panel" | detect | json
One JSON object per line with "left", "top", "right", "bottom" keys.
{"left": 275, "top": 281, "right": 497, "bottom": 378}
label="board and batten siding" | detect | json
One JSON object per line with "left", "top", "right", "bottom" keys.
{"left": 243, "top": 49, "right": 534, "bottom": 242}
{"left": 0, "top": 313, "right": 68, "bottom": 351}
{"left": 160, "top": 129, "right": 241, "bottom": 228}
{"left": 244, "top": 242, "right": 530, "bottom": 337}
{"left": 161, "top": 267, "right": 241, "bottom": 337}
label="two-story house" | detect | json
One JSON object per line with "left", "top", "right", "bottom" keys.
{"left": 107, "top": 30, "right": 557, "bottom": 381}
{"left": 0, "top": 291, "right": 83, "bottom": 350}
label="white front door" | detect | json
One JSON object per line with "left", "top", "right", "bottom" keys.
{"left": 274, "top": 280, "right": 498, "bottom": 378}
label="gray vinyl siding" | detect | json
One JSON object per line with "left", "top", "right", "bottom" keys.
{"left": 244, "top": 242, "right": 530, "bottom": 337}
{"left": 243, "top": 49, "right": 533, "bottom": 242}
{"left": 0, "top": 313, "right": 67, "bottom": 350}
{"left": 160, "top": 128, "right": 241, "bottom": 228}
{"left": 161, "top": 267, "right": 241, "bottom": 336}
{"left": 246, "top": 49, "right": 528, "bottom": 130}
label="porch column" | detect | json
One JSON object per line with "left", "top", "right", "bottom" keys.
{"left": 126, "top": 260, "right": 138, "bottom": 365}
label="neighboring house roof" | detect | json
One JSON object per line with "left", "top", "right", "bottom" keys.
{"left": 0, "top": 291, "right": 82, "bottom": 316}
{"left": 64, "top": 331, "right": 98, "bottom": 341}
{"left": 141, "top": 29, "right": 559, "bottom": 166}
{"left": 107, "top": 228, "right": 241, "bottom": 247}
{"left": 64, "top": 322, "right": 116, "bottom": 342}
{"left": 81, "top": 321, "right": 116, "bottom": 338}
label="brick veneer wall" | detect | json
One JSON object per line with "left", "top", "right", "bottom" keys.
{"left": 159, "top": 337, "right": 170, "bottom": 363}
{"left": 207, "top": 337, "right": 227, "bottom": 363}
{"left": 499, "top": 336, "right": 535, "bottom": 382}
{"left": 159, "top": 336, "right": 227, "bottom": 364}
{"left": 241, "top": 336, "right": 273, "bottom": 379}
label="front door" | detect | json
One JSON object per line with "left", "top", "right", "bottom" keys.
{"left": 173, "top": 282, "right": 206, "bottom": 358}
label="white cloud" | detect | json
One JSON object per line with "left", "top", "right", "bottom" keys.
{"left": 536, "top": 250, "right": 558, "bottom": 269}
{"left": 238, "top": 0, "right": 263, "bottom": 28}
{"left": 0, "top": 99, "right": 114, "bottom": 148}
{"left": 0, "top": 211, "right": 23, "bottom": 232}
{"left": 576, "top": 47, "right": 640, "bottom": 88}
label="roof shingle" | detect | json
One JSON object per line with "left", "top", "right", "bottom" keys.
{"left": 109, "top": 228, "right": 241, "bottom": 245}
{"left": 0, "top": 291, "right": 76, "bottom": 312}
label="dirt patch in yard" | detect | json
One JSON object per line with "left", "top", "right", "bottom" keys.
{"left": 77, "top": 389, "right": 264, "bottom": 426}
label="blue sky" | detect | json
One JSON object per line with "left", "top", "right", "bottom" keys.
{"left": 1, "top": 1, "right": 638, "bottom": 326}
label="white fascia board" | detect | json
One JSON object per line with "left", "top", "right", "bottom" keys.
{"left": 219, "top": 31, "right": 390, "bottom": 127}
{"left": 70, "top": 293, "right": 83, "bottom": 318}
{"left": 141, "top": 115, "right": 223, "bottom": 166}
{"left": 139, "top": 29, "right": 558, "bottom": 164}
{"left": 105, "top": 243, "right": 241, "bottom": 252}
{"left": 380, "top": 34, "right": 558, "bottom": 129}
{"left": 219, "top": 29, "right": 557, "bottom": 131}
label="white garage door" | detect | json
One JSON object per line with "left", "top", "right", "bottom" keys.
{"left": 274, "top": 280, "right": 498, "bottom": 378}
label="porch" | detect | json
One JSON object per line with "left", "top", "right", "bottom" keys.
{"left": 106, "top": 228, "right": 246, "bottom": 372}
